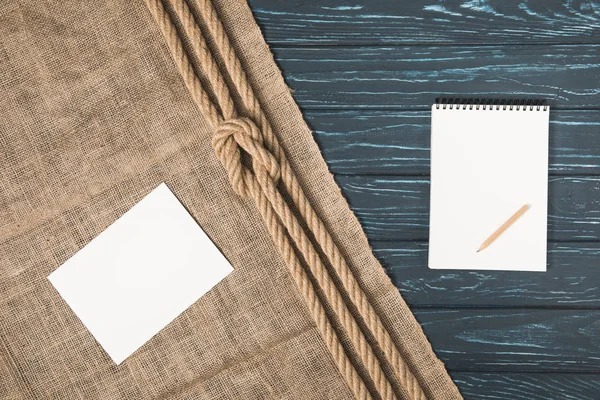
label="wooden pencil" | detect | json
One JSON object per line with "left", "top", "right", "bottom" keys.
{"left": 477, "top": 204, "right": 531, "bottom": 252}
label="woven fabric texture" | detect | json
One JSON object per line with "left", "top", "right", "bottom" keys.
{"left": 0, "top": 0, "right": 460, "bottom": 398}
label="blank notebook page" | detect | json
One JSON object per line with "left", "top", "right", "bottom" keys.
{"left": 429, "top": 103, "right": 549, "bottom": 271}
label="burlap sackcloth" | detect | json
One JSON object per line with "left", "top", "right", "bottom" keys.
{"left": 0, "top": 0, "right": 462, "bottom": 399}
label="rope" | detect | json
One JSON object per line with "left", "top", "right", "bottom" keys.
{"left": 166, "top": 0, "right": 394, "bottom": 394}
{"left": 164, "top": 0, "right": 390, "bottom": 394}
{"left": 144, "top": 0, "right": 369, "bottom": 398}
{"left": 144, "top": 0, "right": 427, "bottom": 398}
{"left": 190, "top": 2, "right": 425, "bottom": 399}
{"left": 214, "top": 118, "right": 394, "bottom": 399}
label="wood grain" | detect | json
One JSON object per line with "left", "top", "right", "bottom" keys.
{"left": 373, "top": 241, "right": 600, "bottom": 307}
{"left": 248, "top": 2, "right": 600, "bottom": 395}
{"left": 306, "top": 109, "right": 600, "bottom": 175}
{"left": 272, "top": 45, "right": 600, "bottom": 110}
{"left": 249, "top": 0, "right": 600, "bottom": 45}
{"left": 451, "top": 372, "right": 600, "bottom": 400}
{"left": 337, "top": 175, "right": 600, "bottom": 241}
{"left": 414, "top": 309, "right": 600, "bottom": 371}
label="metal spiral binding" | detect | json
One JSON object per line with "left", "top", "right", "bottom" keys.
{"left": 435, "top": 98, "right": 548, "bottom": 111}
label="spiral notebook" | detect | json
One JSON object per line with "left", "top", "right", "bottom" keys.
{"left": 428, "top": 99, "right": 549, "bottom": 271}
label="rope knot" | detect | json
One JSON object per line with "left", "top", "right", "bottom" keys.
{"left": 212, "top": 117, "right": 280, "bottom": 197}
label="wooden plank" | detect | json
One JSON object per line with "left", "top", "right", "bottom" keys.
{"left": 373, "top": 241, "right": 600, "bottom": 307}
{"left": 451, "top": 372, "right": 600, "bottom": 400}
{"left": 250, "top": 0, "right": 600, "bottom": 45}
{"left": 307, "top": 109, "right": 600, "bottom": 175}
{"left": 413, "top": 309, "right": 600, "bottom": 371}
{"left": 272, "top": 45, "right": 600, "bottom": 109}
{"left": 337, "top": 175, "right": 600, "bottom": 241}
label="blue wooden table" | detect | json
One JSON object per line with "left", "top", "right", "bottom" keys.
{"left": 248, "top": 1, "right": 600, "bottom": 398}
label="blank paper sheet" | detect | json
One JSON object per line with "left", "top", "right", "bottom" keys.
{"left": 48, "top": 183, "right": 233, "bottom": 364}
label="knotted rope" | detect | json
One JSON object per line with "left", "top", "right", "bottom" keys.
{"left": 213, "top": 118, "right": 280, "bottom": 198}
{"left": 144, "top": 1, "right": 370, "bottom": 398}
{"left": 144, "top": 0, "right": 427, "bottom": 398}
{"left": 214, "top": 116, "right": 394, "bottom": 398}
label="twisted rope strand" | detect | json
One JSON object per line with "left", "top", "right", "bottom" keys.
{"left": 144, "top": 1, "right": 369, "bottom": 398}
{"left": 213, "top": 126, "right": 370, "bottom": 399}
{"left": 168, "top": 0, "right": 401, "bottom": 395}
{"left": 147, "top": 0, "right": 220, "bottom": 126}
{"left": 249, "top": 173, "right": 370, "bottom": 400}
{"left": 163, "top": 0, "right": 398, "bottom": 397}
{"left": 189, "top": 1, "right": 425, "bottom": 399}
{"left": 169, "top": 0, "right": 236, "bottom": 119}
{"left": 214, "top": 119, "right": 395, "bottom": 399}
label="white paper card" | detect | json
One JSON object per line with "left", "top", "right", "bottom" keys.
{"left": 429, "top": 105, "right": 549, "bottom": 271}
{"left": 48, "top": 183, "right": 233, "bottom": 364}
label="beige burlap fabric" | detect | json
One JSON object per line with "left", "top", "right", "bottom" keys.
{"left": 0, "top": 0, "right": 461, "bottom": 399}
